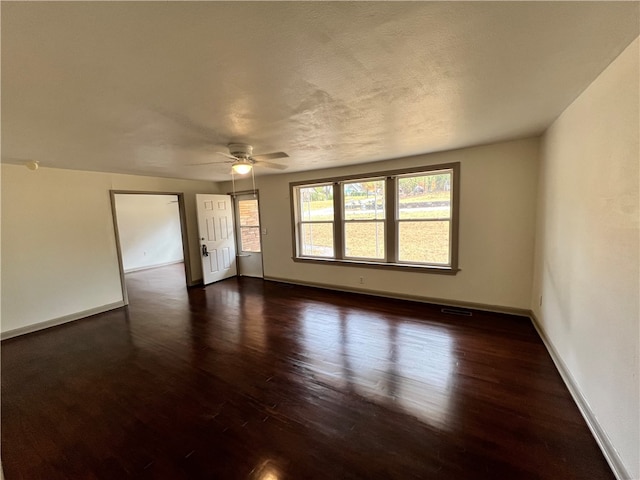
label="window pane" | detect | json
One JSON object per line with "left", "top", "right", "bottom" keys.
{"left": 238, "top": 199, "right": 259, "bottom": 227}
{"left": 398, "top": 221, "right": 450, "bottom": 264}
{"left": 398, "top": 173, "right": 451, "bottom": 220}
{"left": 344, "top": 180, "right": 385, "bottom": 220}
{"left": 299, "top": 185, "right": 334, "bottom": 221}
{"left": 301, "top": 222, "right": 334, "bottom": 257}
{"left": 344, "top": 222, "right": 385, "bottom": 259}
{"left": 240, "top": 226, "right": 261, "bottom": 252}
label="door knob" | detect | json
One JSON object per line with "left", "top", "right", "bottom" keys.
{"left": 202, "top": 244, "right": 209, "bottom": 257}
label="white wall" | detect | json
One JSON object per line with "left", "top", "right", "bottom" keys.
{"left": 531, "top": 38, "right": 639, "bottom": 479}
{"left": 0, "top": 165, "right": 218, "bottom": 335}
{"left": 225, "top": 137, "right": 539, "bottom": 311}
{"left": 114, "top": 194, "right": 183, "bottom": 272}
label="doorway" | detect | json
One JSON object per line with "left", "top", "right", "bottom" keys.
{"left": 110, "top": 191, "right": 191, "bottom": 305}
{"left": 233, "top": 192, "right": 264, "bottom": 278}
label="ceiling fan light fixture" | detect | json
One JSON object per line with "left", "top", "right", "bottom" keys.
{"left": 232, "top": 161, "right": 252, "bottom": 175}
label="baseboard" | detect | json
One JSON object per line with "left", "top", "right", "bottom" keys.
{"left": 263, "top": 275, "right": 530, "bottom": 317}
{"left": 1, "top": 301, "right": 126, "bottom": 341}
{"left": 124, "top": 260, "right": 184, "bottom": 274}
{"left": 529, "top": 311, "right": 629, "bottom": 480}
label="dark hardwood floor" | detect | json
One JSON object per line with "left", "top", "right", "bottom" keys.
{"left": 2, "top": 264, "right": 613, "bottom": 479}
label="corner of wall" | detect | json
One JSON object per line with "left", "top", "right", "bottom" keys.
{"left": 529, "top": 37, "right": 639, "bottom": 480}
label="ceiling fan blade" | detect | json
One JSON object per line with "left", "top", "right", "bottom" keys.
{"left": 215, "top": 151, "right": 238, "bottom": 160}
{"left": 254, "top": 160, "right": 288, "bottom": 170}
{"left": 251, "top": 152, "right": 289, "bottom": 161}
{"left": 188, "top": 160, "right": 233, "bottom": 166}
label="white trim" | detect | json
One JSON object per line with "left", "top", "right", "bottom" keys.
{"left": 1, "top": 301, "right": 125, "bottom": 340}
{"left": 123, "top": 259, "right": 184, "bottom": 274}
{"left": 529, "top": 312, "right": 629, "bottom": 480}
{"left": 263, "top": 275, "right": 530, "bottom": 317}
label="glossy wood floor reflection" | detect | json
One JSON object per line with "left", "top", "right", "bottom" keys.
{"left": 2, "top": 264, "right": 613, "bottom": 479}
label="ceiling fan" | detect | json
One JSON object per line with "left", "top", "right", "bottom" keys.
{"left": 193, "top": 143, "right": 289, "bottom": 175}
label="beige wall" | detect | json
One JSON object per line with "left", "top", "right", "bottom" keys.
{"left": 114, "top": 194, "right": 184, "bottom": 272}
{"left": 531, "top": 38, "right": 639, "bottom": 479}
{"left": 1, "top": 165, "right": 218, "bottom": 335}
{"left": 225, "top": 137, "right": 539, "bottom": 311}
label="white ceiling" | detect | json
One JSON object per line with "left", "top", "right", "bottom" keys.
{"left": 2, "top": 2, "right": 638, "bottom": 181}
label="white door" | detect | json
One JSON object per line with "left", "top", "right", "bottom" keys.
{"left": 196, "top": 194, "right": 237, "bottom": 285}
{"left": 233, "top": 193, "right": 264, "bottom": 278}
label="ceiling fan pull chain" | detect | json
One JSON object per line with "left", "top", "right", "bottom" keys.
{"left": 231, "top": 170, "right": 236, "bottom": 196}
{"left": 251, "top": 167, "right": 256, "bottom": 197}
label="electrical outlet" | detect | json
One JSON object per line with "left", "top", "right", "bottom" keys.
{"left": 539, "top": 295, "right": 543, "bottom": 306}
{"left": 359, "top": 277, "right": 364, "bottom": 284}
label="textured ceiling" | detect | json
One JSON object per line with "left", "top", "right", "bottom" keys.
{"left": 2, "top": 2, "right": 638, "bottom": 181}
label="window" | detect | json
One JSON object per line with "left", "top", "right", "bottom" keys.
{"left": 291, "top": 163, "right": 459, "bottom": 273}
{"left": 297, "top": 184, "right": 334, "bottom": 258}
{"left": 397, "top": 172, "right": 452, "bottom": 265}
{"left": 343, "top": 179, "right": 385, "bottom": 260}
{"left": 238, "top": 199, "right": 261, "bottom": 252}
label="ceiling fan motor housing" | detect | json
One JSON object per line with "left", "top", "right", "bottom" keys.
{"left": 228, "top": 143, "right": 253, "bottom": 159}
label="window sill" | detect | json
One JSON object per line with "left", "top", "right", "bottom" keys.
{"left": 292, "top": 256, "right": 460, "bottom": 275}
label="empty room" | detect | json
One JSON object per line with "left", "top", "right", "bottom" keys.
{"left": 1, "top": 2, "right": 638, "bottom": 479}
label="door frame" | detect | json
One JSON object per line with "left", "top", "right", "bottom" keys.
{"left": 229, "top": 189, "right": 265, "bottom": 278}
{"left": 109, "top": 190, "right": 192, "bottom": 305}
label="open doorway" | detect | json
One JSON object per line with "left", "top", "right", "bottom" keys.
{"left": 110, "top": 191, "right": 191, "bottom": 304}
